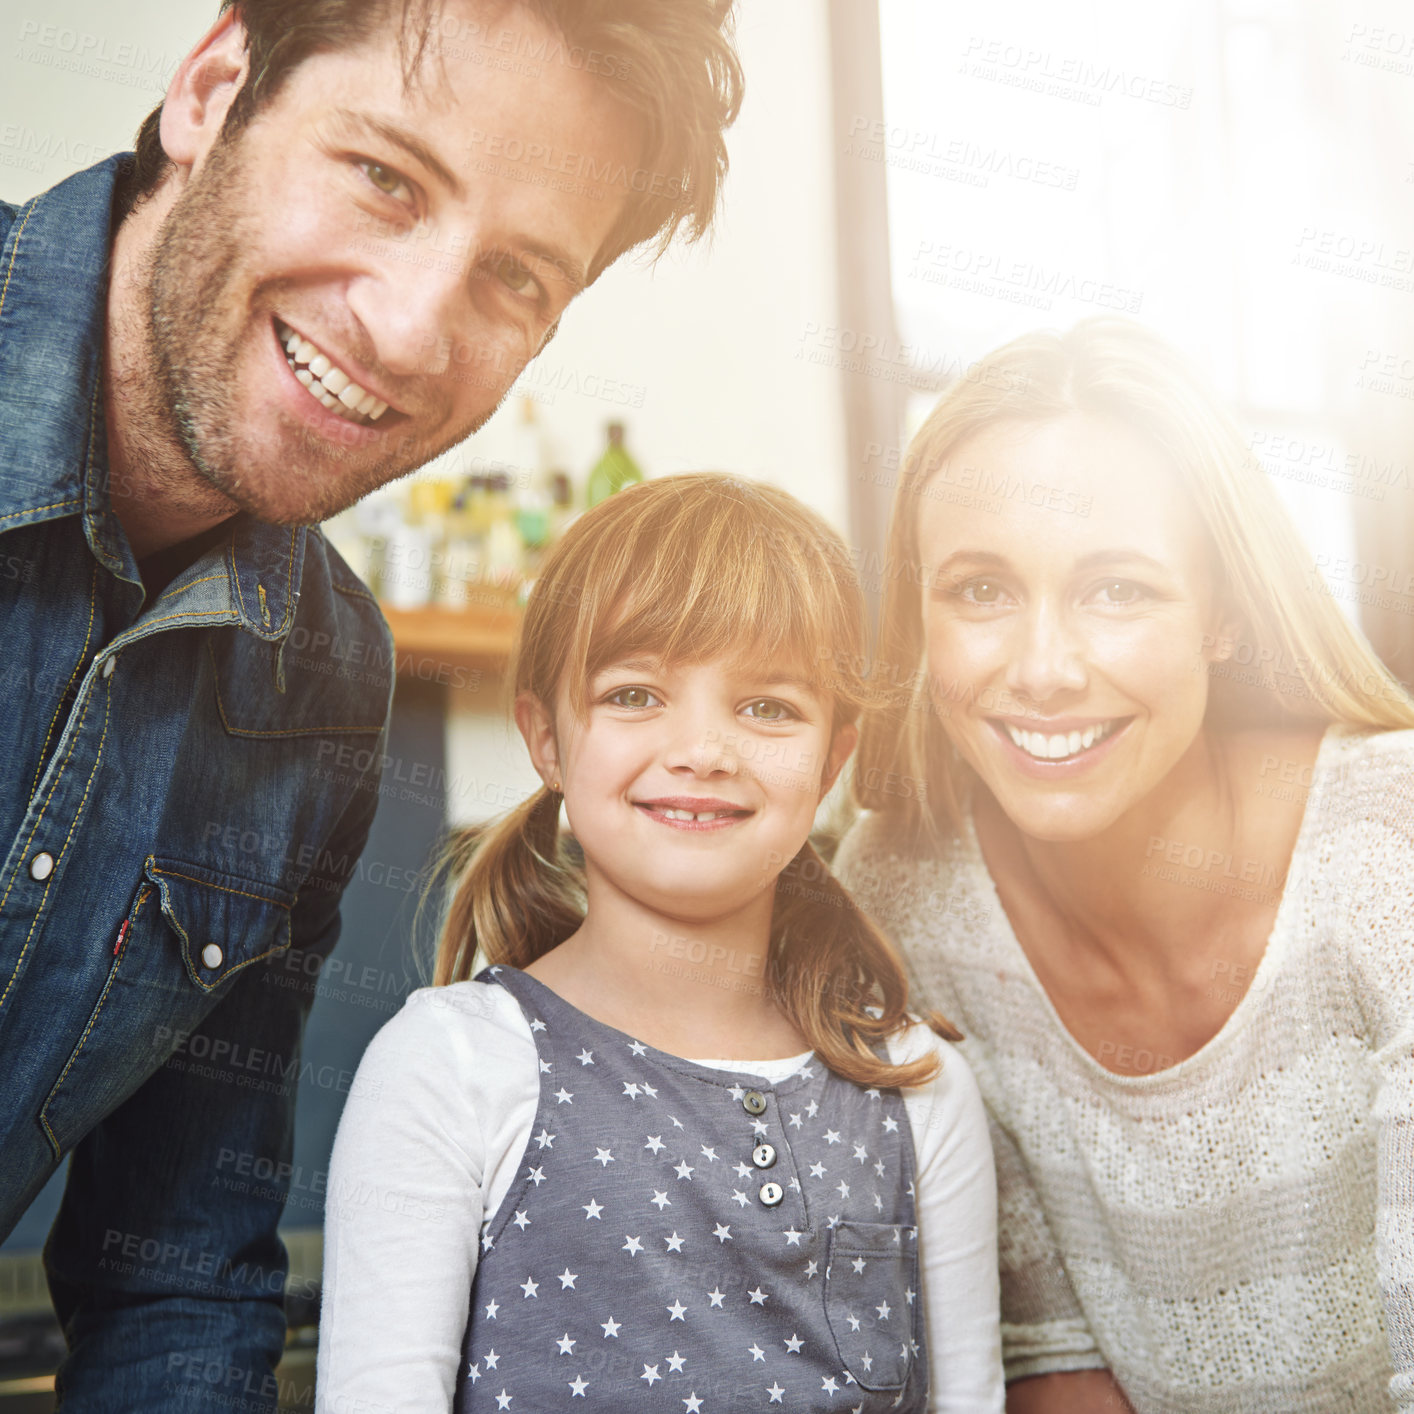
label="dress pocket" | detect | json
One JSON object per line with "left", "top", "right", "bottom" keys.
{"left": 824, "top": 1219, "right": 921, "bottom": 1392}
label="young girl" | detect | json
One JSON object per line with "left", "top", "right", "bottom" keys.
{"left": 317, "top": 474, "right": 1003, "bottom": 1413}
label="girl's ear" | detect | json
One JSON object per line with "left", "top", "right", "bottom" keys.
{"left": 160, "top": 10, "right": 251, "bottom": 174}
{"left": 819, "top": 722, "right": 859, "bottom": 800}
{"left": 514, "top": 692, "right": 561, "bottom": 791}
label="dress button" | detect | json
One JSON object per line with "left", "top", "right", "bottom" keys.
{"left": 201, "top": 943, "right": 224, "bottom": 969}
{"left": 758, "top": 1181, "right": 784, "bottom": 1207}
{"left": 101, "top": 656, "right": 116, "bottom": 680}
{"left": 742, "top": 1090, "right": 767, "bottom": 1116}
{"left": 752, "top": 1142, "right": 777, "bottom": 1169}
{"left": 29, "top": 852, "right": 54, "bottom": 882}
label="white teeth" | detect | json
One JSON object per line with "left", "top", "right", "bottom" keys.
{"left": 1005, "top": 720, "right": 1117, "bottom": 761}
{"left": 277, "top": 320, "right": 385, "bottom": 426}
{"left": 659, "top": 807, "right": 728, "bottom": 822}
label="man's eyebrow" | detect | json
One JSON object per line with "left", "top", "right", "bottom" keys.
{"left": 330, "top": 108, "right": 464, "bottom": 198}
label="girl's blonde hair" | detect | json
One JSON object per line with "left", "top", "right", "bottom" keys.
{"left": 436, "top": 472, "right": 958, "bottom": 1087}
{"left": 857, "top": 317, "right": 1414, "bottom": 848}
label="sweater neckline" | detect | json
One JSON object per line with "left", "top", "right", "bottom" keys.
{"left": 957, "top": 723, "right": 1344, "bottom": 1087}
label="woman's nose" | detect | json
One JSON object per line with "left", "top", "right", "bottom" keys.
{"left": 1004, "top": 600, "right": 1087, "bottom": 703}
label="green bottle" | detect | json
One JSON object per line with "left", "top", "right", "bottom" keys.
{"left": 585, "top": 422, "right": 644, "bottom": 507}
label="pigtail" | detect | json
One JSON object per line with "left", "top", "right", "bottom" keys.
{"left": 769, "top": 842, "right": 961, "bottom": 1091}
{"left": 434, "top": 787, "right": 584, "bottom": 984}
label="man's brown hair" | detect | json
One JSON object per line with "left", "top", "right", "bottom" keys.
{"left": 131, "top": 0, "right": 742, "bottom": 277}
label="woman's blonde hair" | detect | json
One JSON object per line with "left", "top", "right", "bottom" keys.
{"left": 436, "top": 472, "right": 958, "bottom": 1087}
{"left": 856, "top": 317, "right": 1414, "bottom": 847}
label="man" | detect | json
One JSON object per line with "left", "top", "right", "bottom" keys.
{"left": 0, "top": 0, "right": 740, "bottom": 1407}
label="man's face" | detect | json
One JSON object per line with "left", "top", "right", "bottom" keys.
{"left": 148, "top": 5, "right": 643, "bottom": 524}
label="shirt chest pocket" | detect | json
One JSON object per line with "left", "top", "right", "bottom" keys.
{"left": 145, "top": 857, "right": 295, "bottom": 990}
{"left": 823, "top": 1219, "right": 922, "bottom": 1392}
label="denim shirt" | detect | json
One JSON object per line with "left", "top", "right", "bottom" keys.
{"left": 0, "top": 156, "right": 394, "bottom": 1411}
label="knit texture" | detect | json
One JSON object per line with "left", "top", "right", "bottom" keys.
{"left": 834, "top": 726, "right": 1414, "bottom": 1413}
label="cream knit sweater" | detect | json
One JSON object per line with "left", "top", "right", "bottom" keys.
{"left": 834, "top": 726, "right": 1414, "bottom": 1413}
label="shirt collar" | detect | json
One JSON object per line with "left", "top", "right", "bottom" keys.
{"left": 0, "top": 155, "right": 308, "bottom": 641}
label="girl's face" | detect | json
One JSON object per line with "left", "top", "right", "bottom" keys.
{"left": 917, "top": 413, "right": 1235, "bottom": 844}
{"left": 518, "top": 654, "right": 856, "bottom": 926}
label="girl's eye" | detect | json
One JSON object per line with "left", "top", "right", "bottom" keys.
{"left": 359, "top": 160, "right": 410, "bottom": 200}
{"left": 493, "top": 253, "right": 540, "bottom": 298}
{"left": 1094, "top": 579, "right": 1145, "bottom": 605}
{"left": 742, "top": 698, "right": 796, "bottom": 722}
{"left": 607, "top": 686, "right": 656, "bottom": 709}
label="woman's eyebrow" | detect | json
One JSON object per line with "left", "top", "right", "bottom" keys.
{"left": 1071, "top": 548, "right": 1172, "bottom": 573}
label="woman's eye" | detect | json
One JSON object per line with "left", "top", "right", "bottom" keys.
{"left": 360, "top": 160, "right": 409, "bottom": 200}
{"left": 743, "top": 698, "right": 795, "bottom": 722}
{"left": 1095, "top": 579, "right": 1144, "bottom": 605}
{"left": 607, "top": 686, "right": 655, "bottom": 709}
{"left": 493, "top": 254, "right": 538, "bottom": 297}
{"left": 956, "top": 578, "right": 1003, "bottom": 605}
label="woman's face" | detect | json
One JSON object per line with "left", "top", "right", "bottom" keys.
{"left": 917, "top": 412, "right": 1234, "bottom": 843}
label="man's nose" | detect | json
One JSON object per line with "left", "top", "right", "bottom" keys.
{"left": 1004, "top": 599, "right": 1087, "bottom": 703}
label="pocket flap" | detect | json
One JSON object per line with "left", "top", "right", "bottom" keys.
{"left": 824, "top": 1219, "right": 920, "bottom": 1391}
{"left": 146, "top": 856, "right": 296, "bottom": 992}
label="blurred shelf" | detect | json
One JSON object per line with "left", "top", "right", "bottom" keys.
{"left": 379, "top": 599, "right": 520, "bottom": 676}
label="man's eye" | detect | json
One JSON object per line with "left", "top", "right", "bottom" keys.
{"left": 493, "top": 254, "right": 538, "bottom": 296}
{"left": 607, "top": 686, "right": 655, "bottom": 709}
{"left": 743, "top": 698, "right": 795, "bottom": 722}
{"left": 360, "top": 160, "right": 409, "bottom": 199}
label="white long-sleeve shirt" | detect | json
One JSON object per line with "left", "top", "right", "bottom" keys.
{"left": 318, "top": 979, "right": 1005, "bottom": 1413}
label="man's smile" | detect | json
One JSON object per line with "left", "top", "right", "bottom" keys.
{"left": 276, "top": 317, "right": 390, "bottom": 425}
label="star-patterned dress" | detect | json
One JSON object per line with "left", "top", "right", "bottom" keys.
{"left": 454, "top": 966, "right": 929, "bottom": 1412}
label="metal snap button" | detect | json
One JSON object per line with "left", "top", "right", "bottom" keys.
{"left": 201, "top": 943, "right": 225, "bottom": 969}
{"left": 742, "top": 1090, "right": 767, "bottom": 1115}
{"left": 758, "top": 1181, "right": 784, "bottom": 1207}
{"left": 29, "top": 851, "right": 54, "bottom": 882}
{"left": 752, "top": 1142, "right": 777, "bottom": 1169}
{"left": 101, "top": 656, "right": 116, "bottom": 680}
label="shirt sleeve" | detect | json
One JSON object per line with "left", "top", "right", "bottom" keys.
{"left": 892, "top": 1024, "right": 1005, "bottom": 1413}
{"left": 316, "top": 985, "right": 536, "bottom": 1414}
{"left": 1335, "top": 738, "right": 1414, "bottom": 1413}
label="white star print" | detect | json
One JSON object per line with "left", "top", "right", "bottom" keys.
{"left": 747, "top": 1341, "right": 766, "bottom": 1362}
{"left": 666, "top": 1351, "right": 686, "bottom": 1373}
{"left": 641, "top": 1081, "right": 659, "bottom": 1097}
{"left": 752, "top": 1119, "right": 769, "bottom": 1137}
{"left": 601, "top": 1317, "right": 621, "bottom": 1338}
{"left": 669, "top": 1114, "right": 685, "bottom": 1129}
{"left": 582, "top": 1199, "right": 604, "bottom": 1220}
{"left": 847, "top": 1313, "right": 861, "bottom": 1331}
{"left": 873, "top": 1193, "right": 884, "bottom": 1212}
{"left": 864, "top": 1086, "right": 880, "bottom": 1099}
{"left": 874, "top": 1159, "right": 886, "bottom": 1177}
{"left": 569, "top": 1375, "right": 588, "bottom": 1397}
{"left": 485, "top": 1299, "right": 499, "bottom": 1319}
{"left": 534, "top": 1128, "right": 555, "bottom": 1149}
{"left": 861, "top": 1352, "right": 874, "bottom": 1372}
{"left": 594, "top": 1148, "right": 614, "bottom": 1167}
{"left": 641, "top": 1364, "right": 661, "bottom": 1386}
{"left": 905, "top": 1287, "right": 916, "bottom": 1305}
{"left": 851, "top": 1256, "right": 867, "bottom": 1274}
{"left": 683, "top": 1394, "right": 703, "bottom": 1412}
{"left": 824, "top": 1129, "right": 841, "bottom": 1145}
{"left": 837, "top": 1180, "right": 851, "bottom": 1198}
{"left": 484, "top": 1350, "right": 500, "bottom": 1370}
{"left": 520, "top": 1277, "right": 538, "bottom": 1298}
{"left": 667, "top": 1299, "right": 687, "bottom": 1321}
{"left": 482, "top": 1232, "right": 495, "bottom": 1252}
{"left": 628, "top": 1040, "right": 648, "bottom": 1056}
{"left": 554, "top": 1087, "right": 573, "bottom": 1104}
{"left": 707, "top": 1288, "right": 726, "bottom": 1308}
{"left": 623, "top": 1082, "right": 641, "bottom": 1099}
{"left": 804, "top": 1260, "right": 819, "bottom": 1278}
{"left": 822, "top": 1376, "right": 840, "bottom": 1395}
{"left": 809, "top": 1161, "right": 827, "bottom": 1179}
{"left": 556, "top": 1334, "right": 575, "bottom": 1354}
{"left": 538, "top": 1058, "right": 552, "bottom": 1074}
{"left": 805, "top": 1100, "right": 819, "bottom": 1117}
{"left": 882, "top": 1115, "right": 899, "bottom": 1133}
{"left": 675, "top": 1160, "right": 695, "bottom": 1180}
{"left": 783, "top": 1228, "right": 804, "bottom": 1246}
{"left": 623, "top": 1235, "right": 644, "bottom": 1256}
{"left": 700, "top": 1144, "right": 718, "bottom": 1161}
{"left": 853, "top": 1144, "right": 869, "bottom": 1163}
{"left": 731, "top": 1190, "right": 750, "bottom": 1208}
{"left": 788, "top": 1112, "right": 803, "bottom": 1128}
{"left": 530, "top": 1018, "right": 546, "bottom": 1032}
{"left": 733, "top": 1160, "right": 753, "bottom": 1179}
{"left": 728, "top": 1084, "right": 746, "bottom": 1101}
{"left": 651, "top": 1190, "right": 672, "bottom": 1210}
{"left": 767, "top": 1383, "right": 785, "bottom": 1403}
{"left": 748, "top": 1286, "right": 768, "bottom": 1305}
{"left": 495, "top": 1390, "right": 512, "bottom": 1409}
{"left": 527, "top": 1166, "right": 546, "bottom": 1185}
{"left": 576, "top": 1048, "right": 594, "bottom": 1066}
{"left": 558, "top": 1269, "right": 578, "bottom": 1289}
{"left": 876, "top": 1300, "right": 892, "bottom": 1320}
{"left": 512, "top": 1210, "right": 530, "bottom": 1231}
{"left": 713, "top": 1223, "right": 732, "bottom": 1243}
{"left": 468, "top": 1362, "right": 480, "bottom": 1383}
{"left": 784, "top": 1333, "right": 804, "bottom": 1353}
{"left": 645, "top": 1135, "right": 666, "bottom": 1154}
{"left": 665, "top": 1231, "right": 685, "bottom": 1252}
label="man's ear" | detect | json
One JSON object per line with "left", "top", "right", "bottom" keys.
{"left": 514, "top": 692, "right": 561, "bottom": 792}
{"left": 160, "top": 10, "right": 252, "bottom": 174}
{"left": 819, "top": 722, "right": 859, "bottom": 801}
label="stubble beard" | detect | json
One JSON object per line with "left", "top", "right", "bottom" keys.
{"left": 144, "top": 125, "right": 487, "bottom": 527}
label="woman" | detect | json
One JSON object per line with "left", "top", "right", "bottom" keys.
{"left": 834, "top": 319, "right": 1414, "bottom": 1413}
